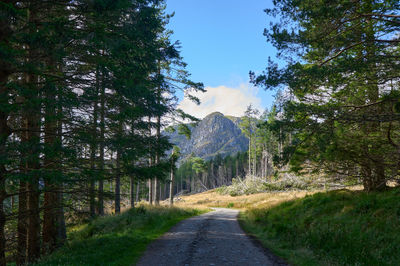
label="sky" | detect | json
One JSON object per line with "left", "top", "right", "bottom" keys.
{"left": 165, "top": 0, "right": 280, "bottom": 118}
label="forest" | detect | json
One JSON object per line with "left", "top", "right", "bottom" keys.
{"left": 0, "top": 0, "right": 204, "bottom": 264}
{"left": 0, "top": 0, "right": 399, "bottom": 265}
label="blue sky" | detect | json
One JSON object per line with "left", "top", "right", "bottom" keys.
{"left": 165, "top": 0, "right": 279, "bottom": 118}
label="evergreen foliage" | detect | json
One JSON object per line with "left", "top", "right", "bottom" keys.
{"left": 0, "top": 0, "right": 202, "bottom": 263}
{"left": 174, "top": 152, "right": 249, "bottom": 193}
{"left": 252, "top": 0, "right": 400, "bottom": 191}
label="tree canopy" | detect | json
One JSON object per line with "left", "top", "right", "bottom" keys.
{"left": 251, "top": 0, "right": 400, "bottom": 191}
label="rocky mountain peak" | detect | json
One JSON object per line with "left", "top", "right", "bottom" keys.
{"left": 165, "top": 112, "right": 248, "bottom": 161}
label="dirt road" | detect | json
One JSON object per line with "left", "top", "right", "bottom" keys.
{"left": 136, "top": 208, "right": 286, "bottom": 266}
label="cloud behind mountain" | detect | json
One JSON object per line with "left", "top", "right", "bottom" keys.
{"left": 178, "top": 84, "right": 262, "bottom": 119}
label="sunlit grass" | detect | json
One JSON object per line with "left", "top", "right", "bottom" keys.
{"left": 174, "top": 187, "right": 339, "bottom": 210}
{"left": 240, "top": 188, "right": 400, "bottom": 265}
{"left": 35, "top": 205, "right": 205, "bottom": 266}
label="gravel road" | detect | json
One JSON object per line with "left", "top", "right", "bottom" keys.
{"left": 136, "top": 208, "right": 287, "bottom": 266}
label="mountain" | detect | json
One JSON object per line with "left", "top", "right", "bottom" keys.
{"left": 165, "top": 112, "right": 248, "bottom": 161}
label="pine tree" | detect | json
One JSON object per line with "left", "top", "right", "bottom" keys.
{"left": 252, "top": 0, "right": 400, "bottom": 191}
{"left": 169, "top": 146, "right": 180, "bottom": 205}
{"left": 240, "top": 105, "right": 260, "bottom": 176}
{"left": 0, "top": 0, "right": 203, "bottom": 262}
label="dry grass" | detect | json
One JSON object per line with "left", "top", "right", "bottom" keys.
{"left": 175, "top": 190, "right": 311, "bottom": 210}
{"left": 171, "top": 185, "right": 364, "bottom": 210}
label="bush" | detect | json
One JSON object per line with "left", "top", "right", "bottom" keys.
{"left": 226, "top": 203, "right": 234, "bottom": 208}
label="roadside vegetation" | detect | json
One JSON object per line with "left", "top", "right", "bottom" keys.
{"left": 240, "top": 188, "right": 400, "bottom": 265}
{"left": 175, "top": 187, "right": 322, "bottom": 210}
{"left": 34, "top": 206, "right": 204, "bottom": 266}
{"left": 215, "top": 174, "right": 351, "bottom": 196}
{"left": 176, "top": 185, "right": 400, "bottom": 265}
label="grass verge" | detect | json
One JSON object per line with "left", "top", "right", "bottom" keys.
{"left": 35, "top": 206, "right": 205, "bottom": 266}
{"left": 239, "top": 188, "right": 400, "bottom": 265}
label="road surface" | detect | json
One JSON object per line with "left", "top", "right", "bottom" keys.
{"left": 136, "top": 208, "right": 287, "bottom": 266}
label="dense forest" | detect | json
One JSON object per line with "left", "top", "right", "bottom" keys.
{"left": 0, "top": 0, "right": 203, "bottom": 264}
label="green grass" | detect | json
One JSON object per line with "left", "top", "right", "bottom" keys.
{"left": 239, "top": 188, "right": 400, "bottom": 266}
{"left": 35, "top": 206, "right": 205, "bottom": 266}
{"left": 226, "top": 202, "right": 234, "bottom": 208}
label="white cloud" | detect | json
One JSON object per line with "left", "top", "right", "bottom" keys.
{"left": 178, "top": 84, "right": 262, "bottom": 119}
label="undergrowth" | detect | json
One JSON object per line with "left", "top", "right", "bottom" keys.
{"left": 216, "top": 175, "right": 315, "bottom": 196}
{"left": 240, "top": 188, "right": 400, "bottom": 265}
{"left": 34, "top": 206, "right": 204, "bottom": 266}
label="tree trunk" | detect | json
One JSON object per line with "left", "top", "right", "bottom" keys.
{"left": 159, "top": 182, "right": 163, "bottom": 201}
{"left": 27, "top": 182, "right": 40, "bottom": 262}
{"left": 115, "top": 111, "right": 123, "bottom": 214}
{"left": 164, "top": 182, "right": 168, "bottom": 201}
{"left": 17, "top": 120, "right": 28, "bottom": 265}
{"left": 169, "top": 165, "right": 174, "bottom": 206}
{"left": 0, "top": 178, "right": 6, "bottom": 266}
{"left": 43, "top": 181, "right": 57, "bottom": 254}
{"left": 280, "top": 127, "right": 283, "bottom": 157}
{"left": 24, "top": 66, "right": 41, "bottom": 263}
{"left": 56, "top": 190, "right": 66, "bottom": 244}
{"left": 98, "top": 69, "right": 105, "bottom": 216}
{"left": 136, "top": 180, "right": 140, "bottom": 202}
{"left": 89, "top": 66, "right": 99, "bottom": 218}
{"left": 130, "top": 176, "right": 135, "bottom": 208}
{"left": 154, "top": 113, "right": 161, "bottom": 205}
{"left": 147, "top": 114, "right": 153, "bottom": 205}
{"left": 361, "top": 0, "right": 387, "bottom": 192}
{"left": 253, "top": 147, "right": 257, "bottom": 177}
{"left": 0, "top": 1, "right": 12, "bottom": 263}
{"left": 42, "top": 74, "right": 59, "bottom": 254}
{"left": 56, "top": 83, "right": 66, "bottom": 245}
{"left": 148, "top": 178, "right": 153, "bottom": 205}
{"left": 115, "top": 148, "right": 121, "bottom": 214}
{"left": 17, "top": 181, "right": 27, "bottom": 265}
{"left": 248, "top": 135, "right": 251, "bottom": 175}
{"left": 26, "top": 114, "right": 41, "bottom": 263}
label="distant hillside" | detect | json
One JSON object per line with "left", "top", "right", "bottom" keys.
{"left": 164, "top": 112, "right": 248, "bottom": 161}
